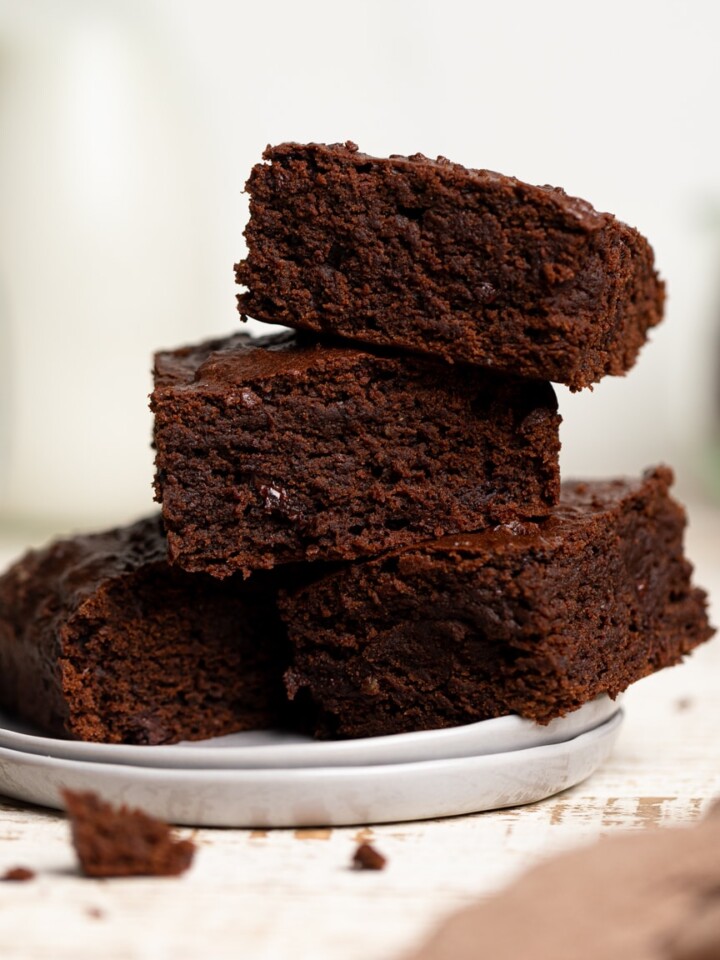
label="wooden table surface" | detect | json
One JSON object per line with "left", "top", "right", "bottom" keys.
{"left": 0, "top": 503, "right": 718, "bottom": 960}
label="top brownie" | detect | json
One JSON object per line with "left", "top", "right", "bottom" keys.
{"left": 236, "top": 142, "right": 664, "bottom": 390}
{"left": 151, "top": 331, "right": 560, "bottom": 577}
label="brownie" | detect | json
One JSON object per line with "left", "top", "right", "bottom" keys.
{"left": 352, "top": 843, "right": 387, "bottom": 871}
{"left": 63, "top": 790, "right": 195, "bottom": 878}
{"left": 151, "top": 330, "right": 560, "bottom": 578}
{"left": 405, "top": 807, "right": 720, "bottom": 960}
{"left": 235, "top": 142, "right": 664, "bottom": 390}
{"left": 280, "top": 467, "right": 714, "bottom": 738}
{"left": 0, "top": 516, "right": 287, "bottom": 744}
{"left": 1, "top": 867, "right": 35, "bottom": 882}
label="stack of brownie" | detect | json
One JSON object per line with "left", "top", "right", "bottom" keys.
{"left": 0, "top": 142, "right": 713, "bottom": 745}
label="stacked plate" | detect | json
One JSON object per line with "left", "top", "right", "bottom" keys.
{"left": 0, "top": 698, "right": 623, "bottom": 827}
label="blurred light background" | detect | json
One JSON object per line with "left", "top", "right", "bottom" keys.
{"left": 1, "top": 0, "right": 720, "bottom": 537}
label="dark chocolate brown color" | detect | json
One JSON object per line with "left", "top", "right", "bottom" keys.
{"left": 1, "top": 867, "right": 35, "bottom": 882}
{"left": 281, "top": 468, "right": 713, "bottom": 738}
{"left": 0, "top": 516, "right": 287, "bottom": 744}
{"left": 352, "top": 843, "right": 387, "bottom": 871}
{"left": 63, "top": 790, "right": 195, "bottom": 878}
{"left": 151, "top": 330, "right": 560, "bottom": 578}
{"left": 236, "top": 142, "right": 664, "bottom": 390}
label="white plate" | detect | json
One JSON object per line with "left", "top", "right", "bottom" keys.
{"left": 0, "top": 711, "right": 623, "bottom": 827}
{"left": 0, "top": 695, "right": 619, "bottom": 769}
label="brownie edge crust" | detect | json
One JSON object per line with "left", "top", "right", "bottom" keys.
{"left": 236, "top": 142, "right": 664, "bottom": 390}
{"left": 280, "top": 467, "right": 714, "bottom": 739}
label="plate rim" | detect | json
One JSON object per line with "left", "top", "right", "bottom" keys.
{"left": 0, "top": 711, "right": 624, "bottom": 826}
{"left": 0, "top": 694, "right": 621, "bottom": 769}
{"left": 0, "top": 710, "right": 624, "bottom": 783}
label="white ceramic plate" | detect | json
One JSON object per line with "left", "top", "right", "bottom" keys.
{"left": 0, "top": 695, "right": 619, "bottom": 769}
{"left": 0, "top": 711, "right": 623, "bottom": 827}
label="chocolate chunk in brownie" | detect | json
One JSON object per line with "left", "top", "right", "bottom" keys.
{"left": 151, "top": 330, "right": 560, "bottom": 578}
{"left": 63, "top": 790, "right": 194, "bottom": 878}
{"left": 236, "top": 142, "right": 664, "bottom": 390}
{"left": 280, "top": 467, "right": 713, "bottom": 738}
{"left": 0, "top": 516, "right": 288, "bottom": 744}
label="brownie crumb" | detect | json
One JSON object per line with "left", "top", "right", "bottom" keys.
{"left": 86, "top": 907, "right": 105, "bottom": 919}
{"left": 63, "top": 789, "right": 195, "bottom": 878}
{"left": 352, "top": 842, "right": 387, "bottom": 871}
{"left": 1, "top": 866, "right": 35, "bottom": 882}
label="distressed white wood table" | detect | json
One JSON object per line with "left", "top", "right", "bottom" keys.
{"left": 0, "top": 504, "right": 718, "bottom": 960}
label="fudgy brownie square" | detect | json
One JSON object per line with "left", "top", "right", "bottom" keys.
{"left": 0, "top": 516, "right": 287, "bottom": 744}
{"left": 151, "top": 331, "right": 561, "bottom": 577}
{"left": 236, "top": 142, "right": 664, "bottom": 390}
{"left": 280, "top": 467, "right": 713, "bottom": 738}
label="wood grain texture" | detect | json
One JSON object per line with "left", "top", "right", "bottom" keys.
{"left": 0, "top": 503, "right": 718, "bottom": 960}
